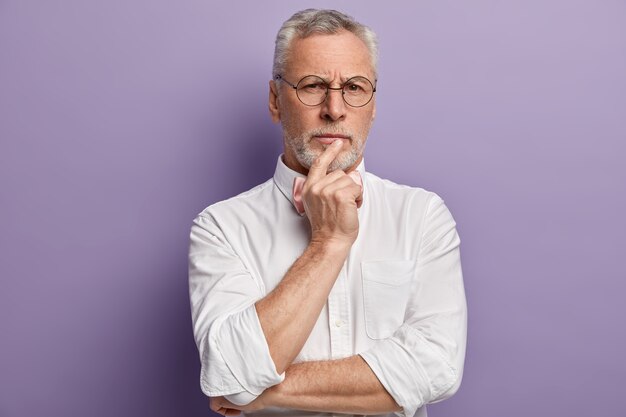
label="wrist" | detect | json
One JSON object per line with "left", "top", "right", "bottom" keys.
{"left": 264, "top": 377, "right": 290, "bottom": 409}
{"left": 308, "top": 236, "right": 352, "bottom": 256}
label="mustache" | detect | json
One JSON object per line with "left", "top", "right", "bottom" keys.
{"left": 306, "top": 126, "right": 353, "bottom": 139}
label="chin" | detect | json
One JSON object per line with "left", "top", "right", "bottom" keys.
{"left": 296, "top": 147, "right": 360, "bottom": 173}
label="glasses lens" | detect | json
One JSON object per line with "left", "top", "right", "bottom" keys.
{"left": 342, "top": 77, "right": 374, "bottom": 107}
{"left": 296, "top": 76, "right": 328, "bottom": 106}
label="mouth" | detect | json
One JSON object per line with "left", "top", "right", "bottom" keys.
{"left": 312, "top": 134, "right": 351, "bottom": 145}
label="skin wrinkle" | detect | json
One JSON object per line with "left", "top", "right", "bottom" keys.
{"left": 271, "top": 30, "right": 376, "bottom": 175}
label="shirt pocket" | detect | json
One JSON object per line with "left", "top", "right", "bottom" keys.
{"left": 361, "top": 259, "right": 417, "bottom": 340}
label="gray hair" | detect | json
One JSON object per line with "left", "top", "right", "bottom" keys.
{"left": 272, "top": 9, "right": 379, "bottom": 80}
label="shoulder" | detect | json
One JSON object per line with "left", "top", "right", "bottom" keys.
{"left": 363, "top": 171, "right": 458, "bottom": 236}
{"left": 363, "top": 171, "right": 444, "bottom": 212}
{"left": 192, "top": 179, "right": 275, "bottom": 229}
{"left": 360, "top": 171, "right": 459, "bottom": 254}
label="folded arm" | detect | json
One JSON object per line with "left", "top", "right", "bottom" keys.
{"left": 271, "top": 355, "right": 401, "bottom": 414}
{"left": 212, "top": 355, "right": 401, "bottom": 415}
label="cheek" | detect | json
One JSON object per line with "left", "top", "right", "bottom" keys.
{"left": 283, "top": 108, "right": 316, "bottom": 132}
{"left": 357, "top": 112, "right": 374, "bottom": 134}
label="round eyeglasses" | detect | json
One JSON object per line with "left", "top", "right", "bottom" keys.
{"left": 275, "top": 74, "right": 377, "bottom": 108}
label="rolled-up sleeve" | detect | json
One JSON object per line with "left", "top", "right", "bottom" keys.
{"left": 359, "top": 194, "right": 467, "bottom": 417}
{"left": 188, "top": 213, "right": 285, "bottom": 401}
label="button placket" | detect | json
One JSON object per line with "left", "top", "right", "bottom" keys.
{"left": 328, "top": 262, "right": 352, "bottom": 360}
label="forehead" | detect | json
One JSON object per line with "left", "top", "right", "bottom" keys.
{"left": 286, "top": 31, "right": 374, "bottom": 81}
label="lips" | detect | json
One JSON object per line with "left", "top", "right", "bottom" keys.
{"left": 313, "top": 134, "right": 350, "bottom": 145}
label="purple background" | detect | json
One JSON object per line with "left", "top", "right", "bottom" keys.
{"left": 1, "top": 1, "right": 625, "bottom": 416}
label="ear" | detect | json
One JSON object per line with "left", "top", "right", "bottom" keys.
{"left": 371, "top": 98, "right": 376, "bottom": 121}
{"left": 268, "top": 80, "right": 281, "bottom": 123}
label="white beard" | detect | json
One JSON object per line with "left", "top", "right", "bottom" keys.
{"left": 285, "top": 125, "right": 367, "bottom": 172}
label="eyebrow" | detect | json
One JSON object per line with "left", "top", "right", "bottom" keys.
{"left": 312, "top": 74, "right": 370, "bottom": 84}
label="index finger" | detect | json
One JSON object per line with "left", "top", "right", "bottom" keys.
{"left": 307, "top": 140, "right": 344, "bottom": 182}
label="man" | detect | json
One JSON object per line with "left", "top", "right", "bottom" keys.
{"left": 188, "top": 9, "right": 467, "bottom": 417}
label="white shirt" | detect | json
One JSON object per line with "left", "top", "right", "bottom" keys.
{"left": 188, "top": 155, "right": 467, "bottom": 417}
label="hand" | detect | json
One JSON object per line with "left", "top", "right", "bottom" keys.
{"left": 209, "top": 395, "right": 241, "bottom": 416}
{"left": 208, "top": 391, "right": 271, "bottom": 416}
{"left": 302, "top": 141, "right": 363, "bottom": 246}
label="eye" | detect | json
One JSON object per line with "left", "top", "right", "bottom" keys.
{"left": 344, "top": 82, "right": 366, "bottom": 93}
{"left": 298, "top": 77, "right": 326, "bottom": 94}
{"left": 347, "top": 83, "right": 362, "bottom": 91}
{"left": 300, "top": 82, "right": 326, "bottom": 92}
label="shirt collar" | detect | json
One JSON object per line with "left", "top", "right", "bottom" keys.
{"left": 273, "top": 153, "right": 366, "bottom": 212}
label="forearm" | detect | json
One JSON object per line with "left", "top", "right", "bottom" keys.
{"left": 256, "top": 240, "right": 350, "bottom": 375}
{"left": 268, "top": 355, "right": 401, "bottom": 415}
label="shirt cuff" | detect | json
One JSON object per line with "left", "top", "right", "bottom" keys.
{"left": 224, "top": 391, "right": 260, "bottom": 406}
{"left": 359, "top": 324, "right": 458, "bottom": 417}
{"left": 201, "top": 303, "right": 285, "bottom": 397}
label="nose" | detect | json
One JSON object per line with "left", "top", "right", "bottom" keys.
{"left": 320, "top": 87, "right": 347, "bottom": 122}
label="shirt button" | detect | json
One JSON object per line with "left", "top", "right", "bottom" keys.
{"left": 335, "top": 319, "right": 344, "bottom": 327}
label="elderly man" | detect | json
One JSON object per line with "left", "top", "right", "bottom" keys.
{"left": 188, "top": 8, "right": 467, "bottom": 417}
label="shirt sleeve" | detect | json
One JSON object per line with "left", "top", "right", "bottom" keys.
{"left": 188, "top": 213, "right": 285, "bottom": 402}
{"left": 359, "top": 193, "right": 467, "bottom": 417}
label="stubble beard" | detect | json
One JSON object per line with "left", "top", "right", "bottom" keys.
{"left": 285, "top": 125, "right": 368, "bottom": 172}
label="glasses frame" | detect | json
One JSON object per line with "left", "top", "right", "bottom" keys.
{"left": 275, "top": 74, "right": 377, "bottom": 108}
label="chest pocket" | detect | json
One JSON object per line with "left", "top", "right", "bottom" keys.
{"left": 361, "top": 260, "right": 416, "bottom": 340}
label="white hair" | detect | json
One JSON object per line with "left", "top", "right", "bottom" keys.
{"left": 272, "top": 9, "right": 379, "bottom": 80}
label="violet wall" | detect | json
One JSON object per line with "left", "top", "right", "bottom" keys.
{"left": 1, "top": 1, "right": 625, "bottom": 416}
